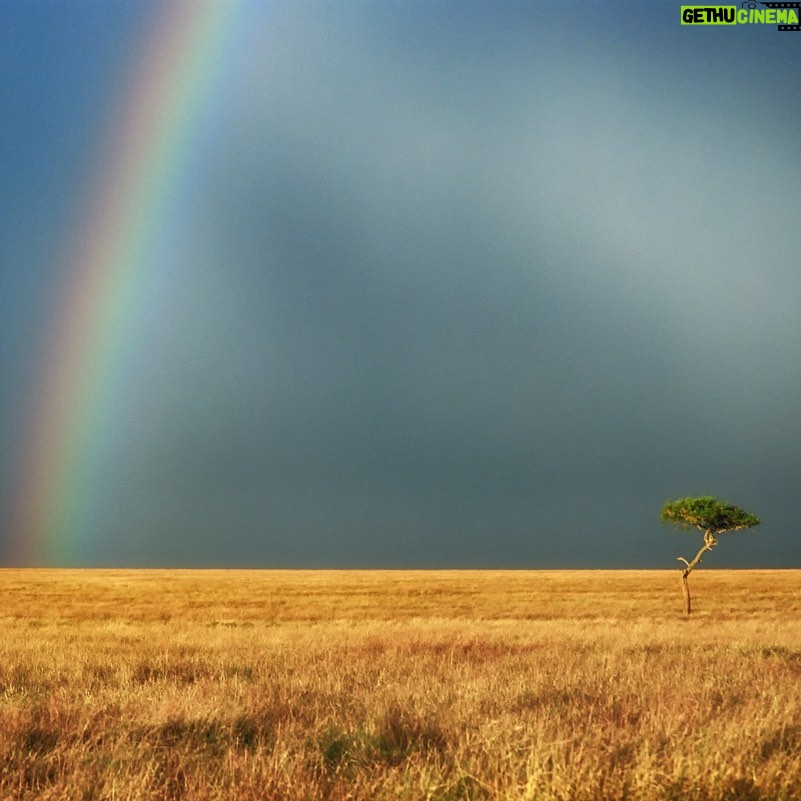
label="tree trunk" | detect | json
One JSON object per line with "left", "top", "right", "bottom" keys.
{"left": 677, "top": 530, "right": 717, "bottom": 616}
{"left": 681, "top": 570, "right": 691, "bottom": 615}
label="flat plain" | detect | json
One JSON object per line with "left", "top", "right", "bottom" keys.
{"left": 1, "top": 569, "right": 800, "bottom": 800}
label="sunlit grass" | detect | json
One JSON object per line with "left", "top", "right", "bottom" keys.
{"left": 1, "top": 569, "right": 800, "bottom": 799}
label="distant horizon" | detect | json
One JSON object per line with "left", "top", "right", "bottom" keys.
{"left": 2, "top": 564, "right": 798, "bottom": 573}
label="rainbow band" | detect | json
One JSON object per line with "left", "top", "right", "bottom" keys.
{"left": 12, "top": 2, "right": 242, "bottom": 565}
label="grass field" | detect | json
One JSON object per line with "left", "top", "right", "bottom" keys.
{"left": 1, "top": 569, "right": 800, "bottom": 800}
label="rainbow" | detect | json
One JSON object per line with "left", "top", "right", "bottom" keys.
{"left": 11, "top": 1, "right": 251, "bottom": 565}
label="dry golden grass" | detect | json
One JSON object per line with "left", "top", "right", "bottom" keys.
{"left": 1, "top": 569, "right": 800, "bottom": 800}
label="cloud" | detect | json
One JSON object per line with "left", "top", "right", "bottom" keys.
{"left": 15, "top": 2, "right": 799, "bottom": 566}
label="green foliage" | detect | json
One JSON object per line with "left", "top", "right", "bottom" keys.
{"left": 660, "top": 496, "right": 759, "bottom": 535}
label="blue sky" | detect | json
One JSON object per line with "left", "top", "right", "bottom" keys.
{"left": 1, "top": 1, "right": 800, "bottom": 567}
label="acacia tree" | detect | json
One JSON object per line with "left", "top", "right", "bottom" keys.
{"left": 660, "top": 496, "right": 760, "bottom": 615}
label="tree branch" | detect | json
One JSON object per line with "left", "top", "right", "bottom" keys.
{"left": 679, "top": 530, "right": 718, "bottom": 577}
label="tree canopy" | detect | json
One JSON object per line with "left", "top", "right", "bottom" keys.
{"left": 660, "top": 496, "right": 760, "bottom": 535}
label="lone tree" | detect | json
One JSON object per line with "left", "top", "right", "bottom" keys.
{"left": 660, "top": 496, "right": 760, "bottom": 615}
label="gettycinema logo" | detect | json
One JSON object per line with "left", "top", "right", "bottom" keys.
{"left": 681, "top": 2, "right": 801, "bottom": 29}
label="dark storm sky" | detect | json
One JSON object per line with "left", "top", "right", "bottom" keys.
{"left": 1, "top": 1, "right": 799, "bottom": 567}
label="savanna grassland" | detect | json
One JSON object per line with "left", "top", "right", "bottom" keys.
{"left": 2, "top": 570, "right": 801, "bottom": 800}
